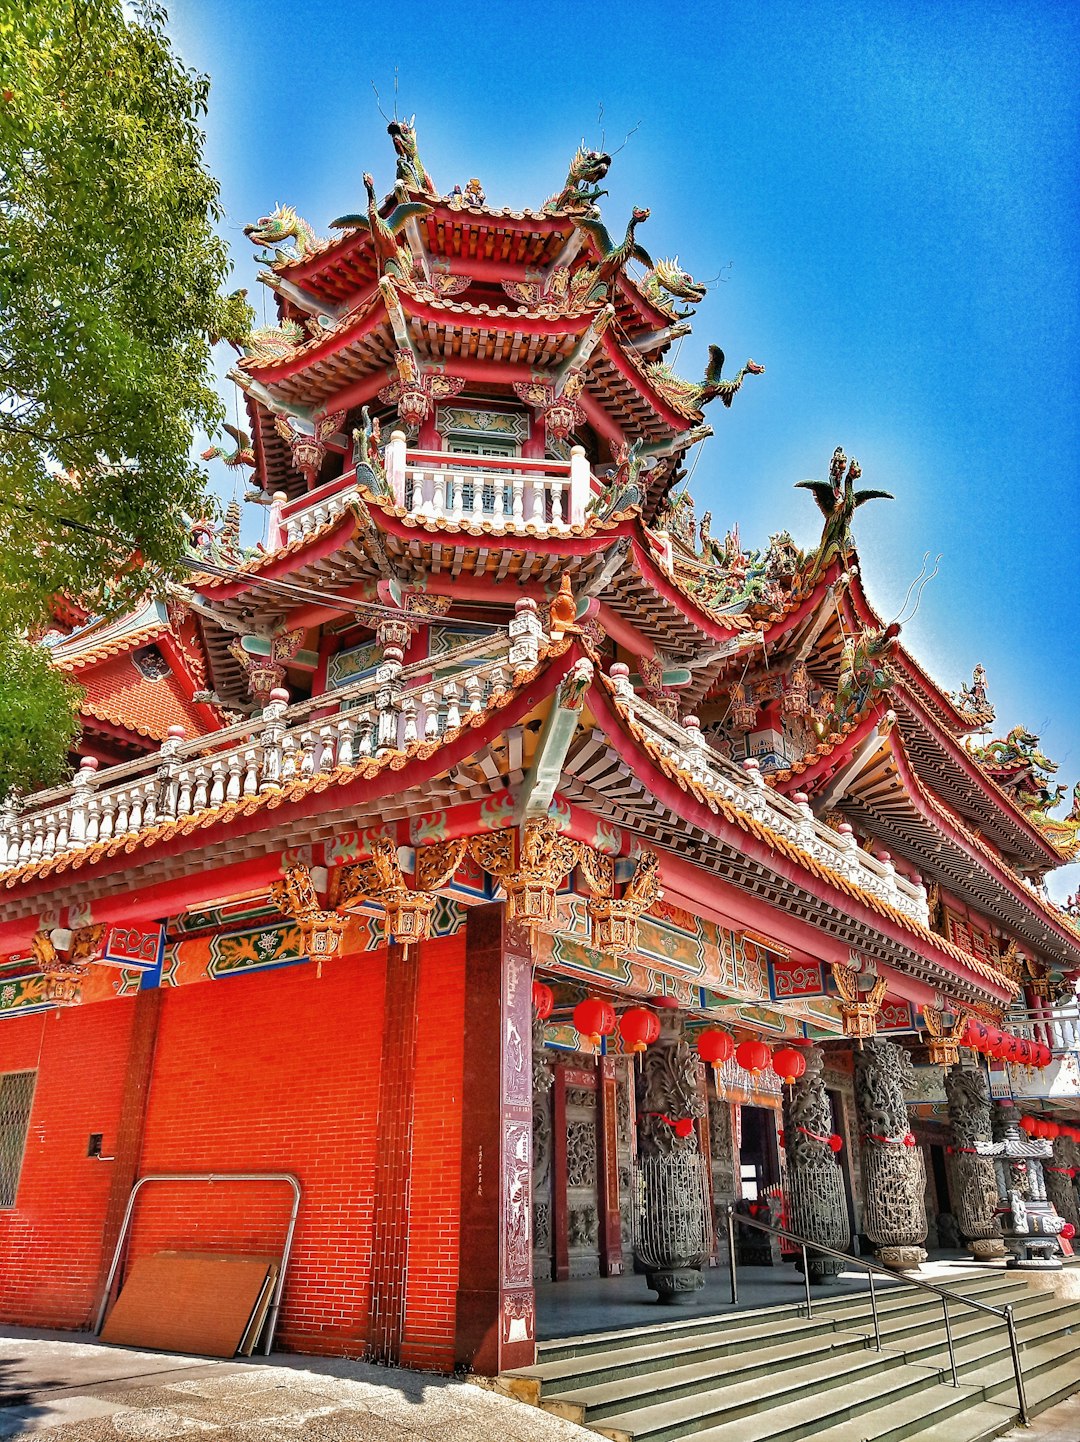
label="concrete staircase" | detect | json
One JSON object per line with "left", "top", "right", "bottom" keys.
{"left": 504, "top": 1269, "right": 1080, "bottom": 1442}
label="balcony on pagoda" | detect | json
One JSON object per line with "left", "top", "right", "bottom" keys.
{"left": 278, "top": 432, "right": 596, "bottom": 545}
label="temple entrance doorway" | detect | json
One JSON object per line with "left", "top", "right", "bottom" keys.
{"left": 737, "top": 1105, "right": 781, "bottom": 1201}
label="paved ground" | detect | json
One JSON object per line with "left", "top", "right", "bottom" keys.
{"left": 0, "top": 1332, "right": 596, "bottom": 1441}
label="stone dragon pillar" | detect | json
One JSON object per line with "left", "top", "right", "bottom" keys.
{"left": 943, "top": 1065, "right": 1006, "bottom": 1260}
{"left": 1044, "top": 1133, "right": 1080, "bottom": 1234}
{"left": 853, "top": 1039, "right": 928, "bottom": 1270}
{"left": 633, "top": 1013, "right": 712, "bottom": 1302}
{"left": 781, "top": 1045, "right": 851, "bottom": 1282}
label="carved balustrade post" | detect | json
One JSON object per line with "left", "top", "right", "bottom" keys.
{"left": 943, "top": 1065, "right": 1006, "bottom": 1260}
{"left": 852, "top": 1039, "right": 928, "bottom": 1270}
{"left": 1044, "top": 1134, "right": 1080, "bottom": 1234}
{"left": 633, "top": 1012, "right": 711, "bottom": 1302}
{"left": 781, "top": 1045, "right": 850, "bottom": 1282}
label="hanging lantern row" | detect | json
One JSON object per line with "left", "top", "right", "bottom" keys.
{"left": 964, "top": 1020, "right": 1053, "bottom": 1069}
{"left": 1019, "top": 1115, "right": 1080, "bottom": 1143}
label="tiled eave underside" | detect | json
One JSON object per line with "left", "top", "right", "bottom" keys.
{"left": 896, "top": 697, "right": 1061, "bottom": 870}
{"left": 559, "top": 729, "right": 1009, "bottom": 1010}
{"left": 842, "top": 744, "right": 1080, "bottom": 970}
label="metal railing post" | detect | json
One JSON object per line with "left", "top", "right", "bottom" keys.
{"left": 868, "top": 1267, "right": 881, "bottom": 1350}
{"left": 942, "top": 1297, "right": 958, "bottom": 1387}
{"left": 726, "top": 1204, "right": 739, "bottom": 1305}
{"left": 801, "top": 1243, "right": 813, "bottom": 1316}
{"left": 1005, "top": 1304, "right": 1030, "bottom": 1426}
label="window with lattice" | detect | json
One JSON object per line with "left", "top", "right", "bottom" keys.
{"left": 0, "top": 1071, "right": 35, "bottom": 1208}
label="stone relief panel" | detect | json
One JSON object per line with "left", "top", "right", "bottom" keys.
{"left": 566, "top": 1078, "right": 601, "bottom": 1277}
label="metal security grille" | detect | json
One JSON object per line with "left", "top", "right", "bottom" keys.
{"left": 0, "top": 1071, "right": 36, "bottom": 1208}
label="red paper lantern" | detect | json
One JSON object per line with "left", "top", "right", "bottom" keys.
{"left": 735, "top": 1038, "right": 771, "bottom": 1075}
{"left": 828, "top": 1133, "right": 843, "bottom": 1153}
{"left": 965, "top": 1019, "right": 988, "bottom": 1051}
{"left": 1044, "top": 1120, "right": 1061, "bottom": 1140}
{"left": 697, "top": 1028, "right": 735, "bottom": 1068}
{"left": 1019, "top": 1115, "right": 1038, "bottom": 1136}
{"left": 573, "top": 997, "right": 615, "bottom": 1047}
{"left": 618, "top": 1007, "right": 660, "bottom": 1054}
{"left": 1016, "top": 1038, "right": 1032, "bottom": 1066}
{"left": 983, "top": 1026, "right": 1003, "bottom": 1056}
{"left": 532, "top": 980, "right": 554, "bottom": 1020}
{"left": 771, "top": 1046, "right": 808, "bottom": 1086}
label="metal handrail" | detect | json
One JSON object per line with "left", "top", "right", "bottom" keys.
{"left": 725, "top": 1205, "right": 1029, "bottom": 1427}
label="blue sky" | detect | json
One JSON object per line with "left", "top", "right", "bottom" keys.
{"left": 169, "top": 0, "right": 1079, "bottom": 892}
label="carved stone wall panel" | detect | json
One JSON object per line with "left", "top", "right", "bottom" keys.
{"left": 708, "top": 1095, "right": 737, "bottom": 1209}
{"left": 566, "top": 1081, "right": 601, "bottom": 1277}
{"left": 532, "top": 1083, "right": 554, "bottom": 1272}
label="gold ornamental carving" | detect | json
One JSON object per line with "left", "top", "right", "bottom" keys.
{"left": 272, "top": 864, "right": 344, "bottom": 958}
{"left": 31, "top": 923, "right": 105, "bottom": 1007}
{"left": 831, "top": 962, "right": 888, "bottom": 1038}
{"left": 922, "top": 1006, "right": 968, "bottom": 1068}
{"left": 465, "top": 816, "right": 581, "bottom": 930}
{"left": 338, "top": 836, "right": 439, "bottom": 946}
{"left": 584, "top": 851, "right": 662, "bottom": 957}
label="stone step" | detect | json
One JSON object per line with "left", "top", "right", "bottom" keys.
{"left": 978, "top": 1334, "right": 1080, "bottom": 1414}
{"left": 594, "top": 1359, "right": 966, "bottom": 1442}
{"left": 544, "top": 1329, "right": 883, "bottom": 1421}
{"left": 793, "top": 1390, "right": 1016, "bottom": 1442}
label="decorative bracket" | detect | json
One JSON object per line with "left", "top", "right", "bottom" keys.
{"left": 271, "top": 864, "right": 343, "bottom": 958}
{"left": 338, "top": 836, "right": 466, "bottom": 946}
{"left": 831, "top": 961, "right": 889, "bottom": 1038}
{"left": 31, "top": 924, "right": 105, "bottom": 1007}
{"left": 582, "top": 850, "right": 662, "bottom": 957}
{"left": 922, "top": 1005, "right": 968, "bottom": 1068}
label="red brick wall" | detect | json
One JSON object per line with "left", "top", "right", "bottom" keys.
{"left": 0, "top": 999, "right": 138, "bottom": 1327}
{"left": 0, "top": 932, "right": 468, "bottom": 1367}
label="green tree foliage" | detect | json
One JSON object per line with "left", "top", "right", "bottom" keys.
{"left": 0, "top": 633, "right": 82, "bottom": 799}
{"left": 0, "top": 1, "right": 235, "bottom": 799}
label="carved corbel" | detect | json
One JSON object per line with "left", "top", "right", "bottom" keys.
{"left": 831, "top": 961, "right": 888, "bottom": 1038}
{"left": 271, "top": 863, "right": 343, "bottom": 959}
{"left": 31, "top": 923, "right": 105, "bottom": 1007}
{"left": 467, "top": 816, "right": 581, "bottom": 931}
{"left": 337, "top": 835, "right": 459, "bottom": 946}
{"left": 922, "top": 1005, "right": 968, "bottom": 1068}
{"left": 274, "top": 410, "right": 346, "bottom": 485}
{"left": 582, "top": 849, "right": 661, "bottom": 957}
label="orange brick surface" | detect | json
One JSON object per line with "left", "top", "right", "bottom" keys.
{"left": 0, "top": 934, "right": 467, "bottom": 1367}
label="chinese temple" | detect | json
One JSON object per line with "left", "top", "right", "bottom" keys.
{"left": 2, "top": 123, "right": 1080, "bottom": 1422}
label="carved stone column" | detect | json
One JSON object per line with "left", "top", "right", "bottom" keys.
{"left": 1045, "top": 1134, "right": 1080, "bottom": 1233}
{"left": 852, "top": 1039, "right": 928, "bottom": 1270}
{"left": 943, "top": 1065, "right": 1006, "bottom": 1260}
{"left": 781, "top": 1045, "right": 850, "bottom": 1282}
{"left": 633, "top": 1013, "right": 711, "bottom": 1302}
{"left": 455, "top": 904, "right": 535, "bottom": 1372}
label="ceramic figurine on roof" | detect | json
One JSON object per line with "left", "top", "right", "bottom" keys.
{"left": 243, "top": 204, "right": 322, "bottom": 261}
{"left": 387, "top": 116, "right": 438, "bottom": 196}
{"left": 201, "top": 425, "right": 255, "bottom": 470}
{"left": 641, "top": 257, "right": 708, "bottom": 318}
{"left": 1024, "top": 783, "right": 1080, "bottom": 861}
{"left": 238, "top": 318, "right": 306, "bottom": 364}
{"left": 796, "top": 445, "right": 893, "bottom": 585}
{"left": 543, "top": 144, "right": 612, "bottom": 214}
{"left": 951, "top": 663, "right": 996, "bottom": 729}
{"left": 971, "top": 725, "right": 1060, "bottom": 813}
{"left": 571, "top": 205, "right": 653, "bottom": 300}
{"left": 646, "top": 347, "right": 765, "bottom": 415}
{"left": 330, "top": 173, "right": 434, "bottom": 280}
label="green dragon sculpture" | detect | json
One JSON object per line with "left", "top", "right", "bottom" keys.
{"left": 330, "top": 173, "right": 433, "bottom": 280}
{"left": 201, "top": 425, "right": 255, "bottom": 470}
{"left": 351, "top": 406, "right": 390, "bottom": 499}
{"left": 640, "top": 257, "right": 707, "bottom": 317}
{"left": 244, "top": 204, "right": 322, "bottom": 261}
{"left": 544, "top": 145, "right": 612, "bottom": 214}
{"left": 831, "top": 625, "right": 900, "bottom": 724}
{"left": 796, "top": 447, "right": 892, "bottom": 585}
{"left": 972, "top": 724, "right": 1057, "bottom": 777}
{"left": 387, "top": 117, "right": 438, "bottom": 195}
{"left": 239, "top": 318, "right": 306, "bottom": 364}
{"left": 588, "top": 438, "right": 648, "bottom": 522}
{"left": 1027, "top": 782, "right": 1080, "bottom": 859}
{"left": 571, "top": 206, "right": 653, "bottom": 301}
{"left": 646, "top": 348, "right": 765, "bottom": 414}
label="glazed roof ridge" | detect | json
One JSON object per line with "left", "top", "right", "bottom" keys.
{"left": 593, "top": 671, "right": 1021, "bottom": 998}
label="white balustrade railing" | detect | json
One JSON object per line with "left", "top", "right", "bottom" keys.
{"left": 278, "top": 432, "right": 595, "bottom": 544}
{"left": 0, "top": 624, "right": 533, "bottom": 875}
{"left": 606, "top": 664, "right": 930, "bottom": 927}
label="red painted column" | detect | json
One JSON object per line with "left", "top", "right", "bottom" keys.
{"left": 552, "top": 1067, "right": 570, "bottom": 1281}
{"left": 597, "top": 1056, "right": 623, "bottom": 1276}
{"left": 455, "top": 903, "right": 535, "bottom": 1373}
{"left": 369, "top": 941, "right": 421, "bottom": 1363}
